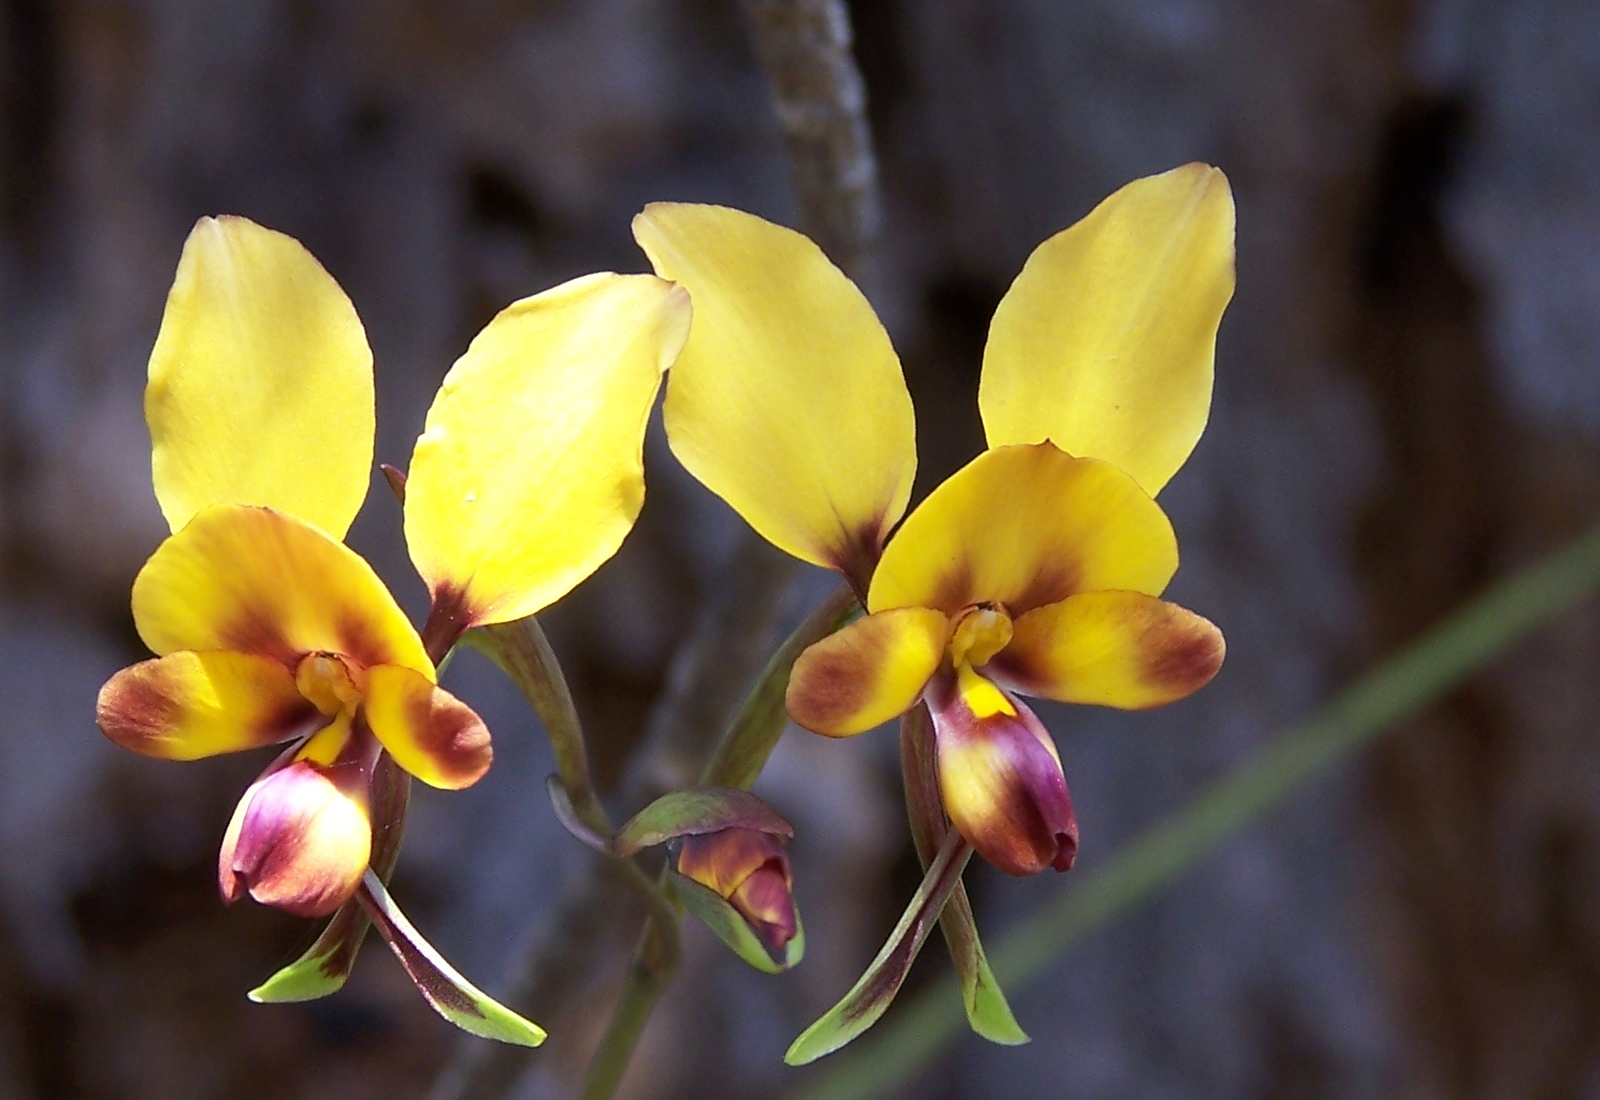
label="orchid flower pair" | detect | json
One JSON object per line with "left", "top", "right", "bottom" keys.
{"left": 93, "top": 160, "right": 1234, "bottom": 1056}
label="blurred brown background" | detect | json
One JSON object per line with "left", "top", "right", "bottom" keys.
{"left": 3, "top": 1, "right": 1600, "bottom": 1097}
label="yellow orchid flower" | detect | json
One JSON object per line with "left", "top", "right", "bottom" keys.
{"left": 635, "top": 164, "right": 1234, "bottom": 876}
{"left": 97, "top": 216, "right": 690, "bottom": 917}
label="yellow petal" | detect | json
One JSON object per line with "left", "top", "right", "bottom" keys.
{"left": 147, "top": 216, "right": 375, "bottom": 537}
{"left": 97, "top": 650, "right": 321, "bottom": 760}
{"left": 868, "top": 443, "right": 1178, "bottom": 617}
{"left": 404, "top": 273, "right": 688, "bottom": 628}
{"left": 979, "top": 165, "right": 1235, "bottom": 495}
{"left": 132, "top": 504, "right": 430, "bottom": 676}
{"left": 362, "top": 665, "right": 492, "bottom": 790}
{"left": 785, "top": 607, "right": 949, "bottom": 737}
{"left": 635, "top": 203, "right": 916, "bottom": 584}
{"left": 990, "top": 590, "right": 1224, "bottom": 709}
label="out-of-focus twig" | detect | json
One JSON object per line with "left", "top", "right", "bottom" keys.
{"left": 426, "top": 3, "right": 881, "bottom": 1097}
{"left": 740, "top": 0, "right": 881, "bottom": 285}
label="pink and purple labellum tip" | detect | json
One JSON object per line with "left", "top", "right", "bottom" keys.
{"left": 926, "top": 671, "right": 1078, "bottom": 877}
{"left": 219, "top": 748, "right": 375, "bottom": 918}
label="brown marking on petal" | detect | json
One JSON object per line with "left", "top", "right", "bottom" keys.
{"left": 980, "top": 645, "right": 1043, "bottom": 697}
{"left": 419, "top": 583, "right": 477, "bottom": 666}
{"left": 260, "top": 695, "right": 327, "bottom": 743}
{"left": 826, "top": 514, "right": 888, "bottom": 600}
{"left": 1139, "top": 614, "right": 1226, "bottom": 703}
{"left": 97, "top": 657, "right": 320, "bottom": 758}
{"left": 96, "top": 664, "right": 184, "bottom": 754}
{"left": 925, "top": 559, "right": 975, "bottom": 617}
{"left": 787, "top": 642, "right": 875, "bottom": 734}
{"left": 1010, "top": 560, "right": 1081, "bottom": 617}
{"left": 399, "top": 685, "right": 493, "bottom": 788}
{"left": 220, "top": 605, "right": 298, "bottom": 665}
{"left": 336, "top": 610, "right": 394, "bottom": 672}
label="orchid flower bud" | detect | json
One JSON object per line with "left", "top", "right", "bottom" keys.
{"left": 677, "top": 828, "right": 798, "bottom": 955}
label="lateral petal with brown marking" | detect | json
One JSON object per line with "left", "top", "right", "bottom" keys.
{"left": 362, "top": 665, "right": 492, "bottom": 790}
{"left": 97, "top": 649, "right": 321, "bottom": 760}
{"left": 990, "top": 590, "right": 1224, "bottom": 709}
{"left": 785, "top": 607, "right": 949, "bottom": 737}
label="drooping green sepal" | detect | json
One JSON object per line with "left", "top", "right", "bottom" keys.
{"left": 357, "top": 872, "right": 546, "bottom": 1046}
{"left": 666, "top": 866, "right": 804, "bottom": 973}
{"left": 249, "top": 904, "right": 368, "bottom": 1003}
{"left": 545, "top": 775, "right": 612, "bottom": 854}
{"left": 785, "top": 829, "right": 973, "bottom": 1065}
{"left": 613, "top": 787, "right": 793, "bottom": 857}
{"left": 250, "top": 753, "right": 411, "bottom": 1003}
{"left": 899, "top": 705, "right": 1028, "bottom": 1045}
{"left": 941, "top": 888, "right": 1027, "bottom": 1044}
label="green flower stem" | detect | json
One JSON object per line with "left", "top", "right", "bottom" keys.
{"left": 575, "top": 920, "right": 679, "bottom": 1100}
{"left": 577, "top": 584, "right": 861, "bottom": 1097}
{"left": 467, "top": 619, "right": 683, "bottom": 940}
{"left": 468, "top": 618, "right": 608, "bottom": 834}
{"left": 788, "top": 520, "right": 1600, "bottom": 1100}
{"left": 702, "top": 584, "right": 861, "bottom": 788}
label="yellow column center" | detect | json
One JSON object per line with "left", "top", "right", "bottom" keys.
{"left": 947, "top": 605, "right": 1016, "bottom": 718}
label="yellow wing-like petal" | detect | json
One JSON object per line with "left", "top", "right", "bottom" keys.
{"left": 868, "top": 444, "right": 1178, "bottom": 618}
{"left": 635, "top": 203, "right": 916, "bottom": 585}
{"left": 132, "top": 504, "right": 430, "bottom": 676}
{"left": 363, "top": 666, "right": 492, "bottom": 790}
{"left": 146, "top": 216, "right": 375, "bottom": 537}
{"left": 404, "top": 273, "right": 688, "bottom": 627}
{"left": 990, "top": 590, "right": 1224, "bottom": 709}
{"left": 785, "top": 608, "right": 949, "bottom": 737}
{"left": 979, "top": 164, "right": 1235, "bottom": 495}
{"left": 97, "top": 650, "right": 320, "bottom": 760}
